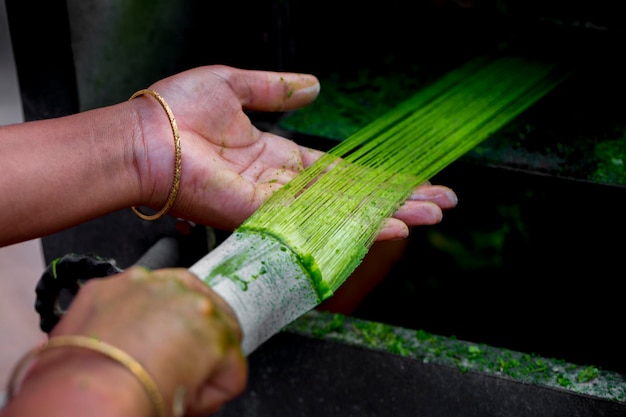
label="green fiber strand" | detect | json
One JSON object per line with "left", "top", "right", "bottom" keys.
{"left": 338, "top": 58, "right": 552, "bottom": 177}
{"left": 345, "top": 60, "right": 565, "bottom": 182}
{"left": 239, "top": 55, "right": 569, "bottom": 297}
{"left": 326, "top": 57, "right": 493, "bottom": 158}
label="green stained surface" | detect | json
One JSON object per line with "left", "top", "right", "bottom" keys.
{"left": 204, "top": 229, "right": 330, "bottom": 301}
{"left": 287, "top": 310, "right": 626, "bottom": 404}
{"left": 205, "top": 248, "right": 255, "bottom": 290}
{"left": 235, "top": 227, "right": 332, "bottom": 301}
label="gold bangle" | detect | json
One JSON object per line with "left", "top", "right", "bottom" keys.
{"left": 6, "top": 335, "right": 166, "bottom": 417}
{"left": 129, "top": 88, "right": 182, "bottom": 221}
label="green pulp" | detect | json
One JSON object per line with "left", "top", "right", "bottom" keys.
{"left": 287, "top": 310, "right": 626, "bottom": 403}
{"left": 203, "top": 229, "right": 330, "bottom": 301}
{"left": 234, "top": 227, "right": 332, "bottom": 301}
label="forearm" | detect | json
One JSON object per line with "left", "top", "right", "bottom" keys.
{"left": 1, "top": 267, "right": 249, "bottom": 417}
{"left": 0, "top": 103, "right": 142, "bottom": 246}
{"left": 1, "top": 348, "right": 153, "bottom": 417}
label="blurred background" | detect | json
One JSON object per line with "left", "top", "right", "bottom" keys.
{"left": 0, "top": 0, "right": 46, "bottom": 390}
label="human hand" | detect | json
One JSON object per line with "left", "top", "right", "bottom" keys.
{"left": 129, "top": 65, "right": 457, "bottom": 241}
{"left": 130, "top": 65, "right": 323, "bottom": 232}
{"left": 377, "top": 181, "right": 457, "bottom": 241}
{"left": 8, "top": 267, "right": 247, "bottom": 417}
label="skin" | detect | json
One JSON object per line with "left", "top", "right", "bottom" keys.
{"left": 0, "top": 65, "right": 457, "bottom": 415}
{"left": 0, "top": 65, "right": 456, "bottom": 247}
{"left": 2, "top": 267, "right": 247, "bottom": 417}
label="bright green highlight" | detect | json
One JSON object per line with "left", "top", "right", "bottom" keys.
{"left": 239, "top": 55, "right": 568, "bottom": 299}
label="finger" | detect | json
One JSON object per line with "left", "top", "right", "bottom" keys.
{"left": 407, "top": 185, "right": 458, "bottom": 209}
{"left": 375, "top": 218, "right": 410, "bottom": 242}
{"left": 147, "top": 269, "right": 243, "bottom": 341}
{"left": 187, "top": 350, "right": 248, "bottom": 417}
{"left": 375, "top": 200, "right": 448, "bottom": 242}
{"left": 298, "top": 144, "right": 325, "bottom": 169}
{"left": 209, "top": 66, "right": 320, "bottom": 112}
{"left": 393, "top": 200, "right": 444, "bottom": 226}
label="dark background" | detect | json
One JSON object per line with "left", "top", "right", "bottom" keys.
{"left": 7, "top": 0, "right": 625, "bottom": 376}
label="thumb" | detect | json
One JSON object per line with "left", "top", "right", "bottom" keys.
{"left": 211, "top": 66, "right": 321, "bottom": 112}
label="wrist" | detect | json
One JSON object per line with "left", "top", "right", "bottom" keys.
{"left": 3, "top": 341, "right": 155, "bottom": 417}
{"left": 128, "top": 90, "right": 182, "bottom": 220}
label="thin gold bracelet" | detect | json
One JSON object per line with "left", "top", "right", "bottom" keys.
{"left": 6, "top": 335, "right": 167, "bottom": 417}
{"left": 129, "top": 88, "right": 182, "bottom": 221}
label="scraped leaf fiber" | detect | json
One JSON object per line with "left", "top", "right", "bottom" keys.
{"left": 240, "top": 55, "right": 568, "bottom": 298}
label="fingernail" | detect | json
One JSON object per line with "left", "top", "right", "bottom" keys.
{"left": 393, "top": 229, "right": 410, "bottom": 240}
{"left": 446, "top": 190, "right": 458, "bottom": 206}
{"left": 410, "top": 189, "right": 458, "bottom": 206}
{"left": 408, "top": 190, "right": 437, "bottom": 201}
{"left": 290, "top": 81, "right": 320, "bottom": 102}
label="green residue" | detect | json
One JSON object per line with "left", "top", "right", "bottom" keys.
{"left": 235, "top": 227, "right": 332, "bottom": 301}
{"left": 312, "top": 313, "right": 346, "bottom": 338}
{"left": 298, "top": 252, "right": 325, "bottom": 294}
{"left": 51, "top": 257, "right": 61, "bottom": 279}
{"left": 416, "top": 328, "right": 434, "bottom": 342}
{"left": 467, "top": 345, "right": 483, "bottom": 359}
{"left": 205, "top": 251, "right": 252, "bottom": 290}
{"left": 287, "top": 310, "right": 626, "bottom": 404}
{"left": 578, "top": 366, "right": 600, "bottom": 383}
{"left": 250, "top": 266, "right": 267, "bottom": 280}
{"left": 557, "top": 375, "right": 573, "bottom": 387}
{"left": 590, "top": 137, "right": 626, "bottom": 185}
{"left": 354, "top": 321, "right": 412, "bottom": 356}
